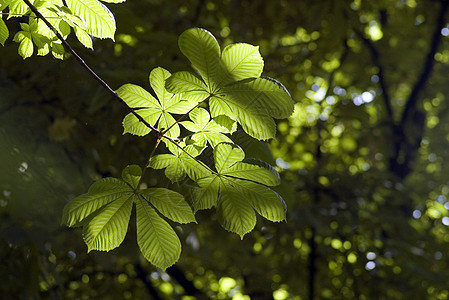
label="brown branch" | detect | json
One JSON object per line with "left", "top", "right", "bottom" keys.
{"left": 400, "top": 0, "right": 449, "bottom": 125}
{"left": 23, "top": 0, "right": 219, "bottom": 176}
{"left": 356, "top": 30, "right": 394, "bottom": 121}
{"left": 389, "top": 0, "right": 449, "bottom": 179}
{"left": 22, "top": 0, "right": 159, "bottom": 134}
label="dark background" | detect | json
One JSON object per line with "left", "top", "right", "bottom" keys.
{"left": 2, "top": 0, "right": 449, "bottom": 299}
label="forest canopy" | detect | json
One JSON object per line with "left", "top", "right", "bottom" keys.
{"left": 2, "top": 0, "right": 449, "bottom": 299}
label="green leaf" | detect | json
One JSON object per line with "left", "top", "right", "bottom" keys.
{"left": 174, "top": 28, "right": 295, "bottom": 140}
{"left": 180, "top": 108, "right": 232, "bottom": 147}
{"left": 192, "top": 176, "right": 221, "bottom": 211}
{"left": 165, "top": 71, "right": 210, "bottom": 103}
{"left": 83, "top": 193, "right": 133, "bottom": 252}
{"left": 141, "top": 188, "right": 196, "bottom": 223}
{"left": 116, "top": 83, "right": 159, "bottom": 108}
{"left": 220, "top": 43, "right": 263, "bottom": 84}
{"left": 214, "top": 143, "right": 244, "bottom": 172}
{"left": 51, "top": 41, "right": 66, "bottom": 59}
{"left": 118, "top": 68, "right": 197, "bottom": 138}
{"left": 74, "top": 26, "right": 93, "bottom": 49}
{"left": 191, "top": 143, "right": 285, "bottom": 237}
{"left": 217, "top": 183, "right": 256, "bottom": 239}
{"left": 65, "top": 0, "right": 116, "bottom": 39}
{"left": 62, "top": 178, "right": 130, "bottom": 227}
{"left": 62, "top": 164, "right": 194, "bottom": 268}
{"left": 212, "top": 115, "right": 237, "bottom": 133}
{"left": 0, "top": 17, "right": 8, "bottom": 46}
{"left": 135, "top": 198, "right": 181, "bottom": 270}
{"left": 234, "top": 180, "right": 286, "bottom": 222}
{"left": 150, "top": 141, "right": 210, "bottom": 182}
{"left": 221, "top": 77, "right": 294, "bottom": 119}
{"left": 224, "top": 162, "right": 280, "bottom": 186}
{"left": 121, "top": 164, "right": 141, "bottom": 189}
{"left": 8, "top": 0, "right": 28, "bottom": 19}
{"left": 178, "top": 28, "right": 222, "bottom": 92}
{"left": 122, "top": 108, "right": 160, "bottom": 136}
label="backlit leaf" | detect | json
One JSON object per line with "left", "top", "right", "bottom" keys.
{"left": 136, "top": 198, "right": 181, "bottom": 270}
{"left": 141, "top": 188, "right": 196, "bottom": 223}
{"left": 66, "top": 0, "right": 116, "bottom": 39}
{"left": 83, "top": 193, "right": 133, "bottom": 252}
{"left": 0, "top": 18, "right": 9, "bottom": 46}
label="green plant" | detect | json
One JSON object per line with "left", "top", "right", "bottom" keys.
{"left": 1, "top": 1, "right": 294, "bottom": 270}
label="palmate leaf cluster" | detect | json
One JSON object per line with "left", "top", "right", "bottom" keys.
{"left": 0, "top": 0, "right": 121, "bottom": 59}
{"left": 57, "top": 27, "right": 294, "bottom": 269}
{"left": 62, "top": 165, "right": 194, "bottom": 270}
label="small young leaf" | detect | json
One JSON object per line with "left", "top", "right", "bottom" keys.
{"left": 150, "top": 141, "right": 209, "bottom": 182}
{"left": 121, "top": 164, "right": 142, "bottom": 189}
{"left": 180, "top": 108, "right": 233, "bottom": 147}
{"left": 15, "top": 31, "right": 33, "bottom": 59}
{"left": 118, "top": 68, "right": 197, "bottom": 138}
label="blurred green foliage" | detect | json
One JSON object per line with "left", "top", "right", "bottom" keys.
{"left": 3, "top": 0, "right": 449, "bottom": 299}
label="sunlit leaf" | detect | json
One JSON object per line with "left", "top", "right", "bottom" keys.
{"left": 141, "top": 188, "right": 196, "bottom": 223}
{"left": 135, "top": 198, "right": 181, "bottom": 270}
{"left": 83, "top": 193, "right": 133, "bottom": 252}
{"left": 169, "top": 28, "right": 294, "bottom": 140}
{"left": 118, "top": 68, "right": 196, "bottom": 138}
{"left": 65, "top": 0, "right": 116, "bottom": 39}
{"left": 192, "top": 143, "right": 285, "bottom": 237}
{"left": 0, "top": 18, "right": 9, "bottom": 46}
{"left": 63, "top": 165, "right": 190, "bottom": 269}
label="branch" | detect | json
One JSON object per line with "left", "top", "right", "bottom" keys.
{"left": 356, "top": 29, "right": 394, "bottom": 121}
{"left": 161, "top": 95, "right": 210, "bottom": 136}
{"left": 400, "top": 0, "right": 449, "bottom": 125}
{"left": 23, "top": 0, "right": 219, "bottom": 176}
{"left": 166, "top": 265, "right": 205, "bottom": 296}
{"left": 22, "top": 0, "right": 159, "bottom": 134}
{"left": 134, "top": 263, "right": 162, "bottom": 300}
{"left": 191, "top": 0, "right": 206, "bottom": 25}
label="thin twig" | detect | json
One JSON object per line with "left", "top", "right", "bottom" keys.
{"left": 355, "top": 29, "right": 394, "bottom": 121}
{"left": 400, "top": 0, "right": 449, "bottom": 125}
{"left": 22, "top": 0, "right": 219, "bottom": 175}
{"left": 139, "top": 137, "right": 162, "bottom": 186}
{"left": 163, "top": 137, "right": 218, "bottom": 175}
{"left": 161, "top": 95, "right": 210, "bottom": 136}
{"left": 22, "top": 0, "right": 159, "bottom": 133}
{"left": 23, "top": 0, "right": 222, "bottom": 175}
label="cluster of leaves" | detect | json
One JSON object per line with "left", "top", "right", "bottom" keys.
{"left": 0, "top": 0, "right": 121, "bottom": 59}
{"left": 60, "top": 27, "right": 294, "bottom": 269}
